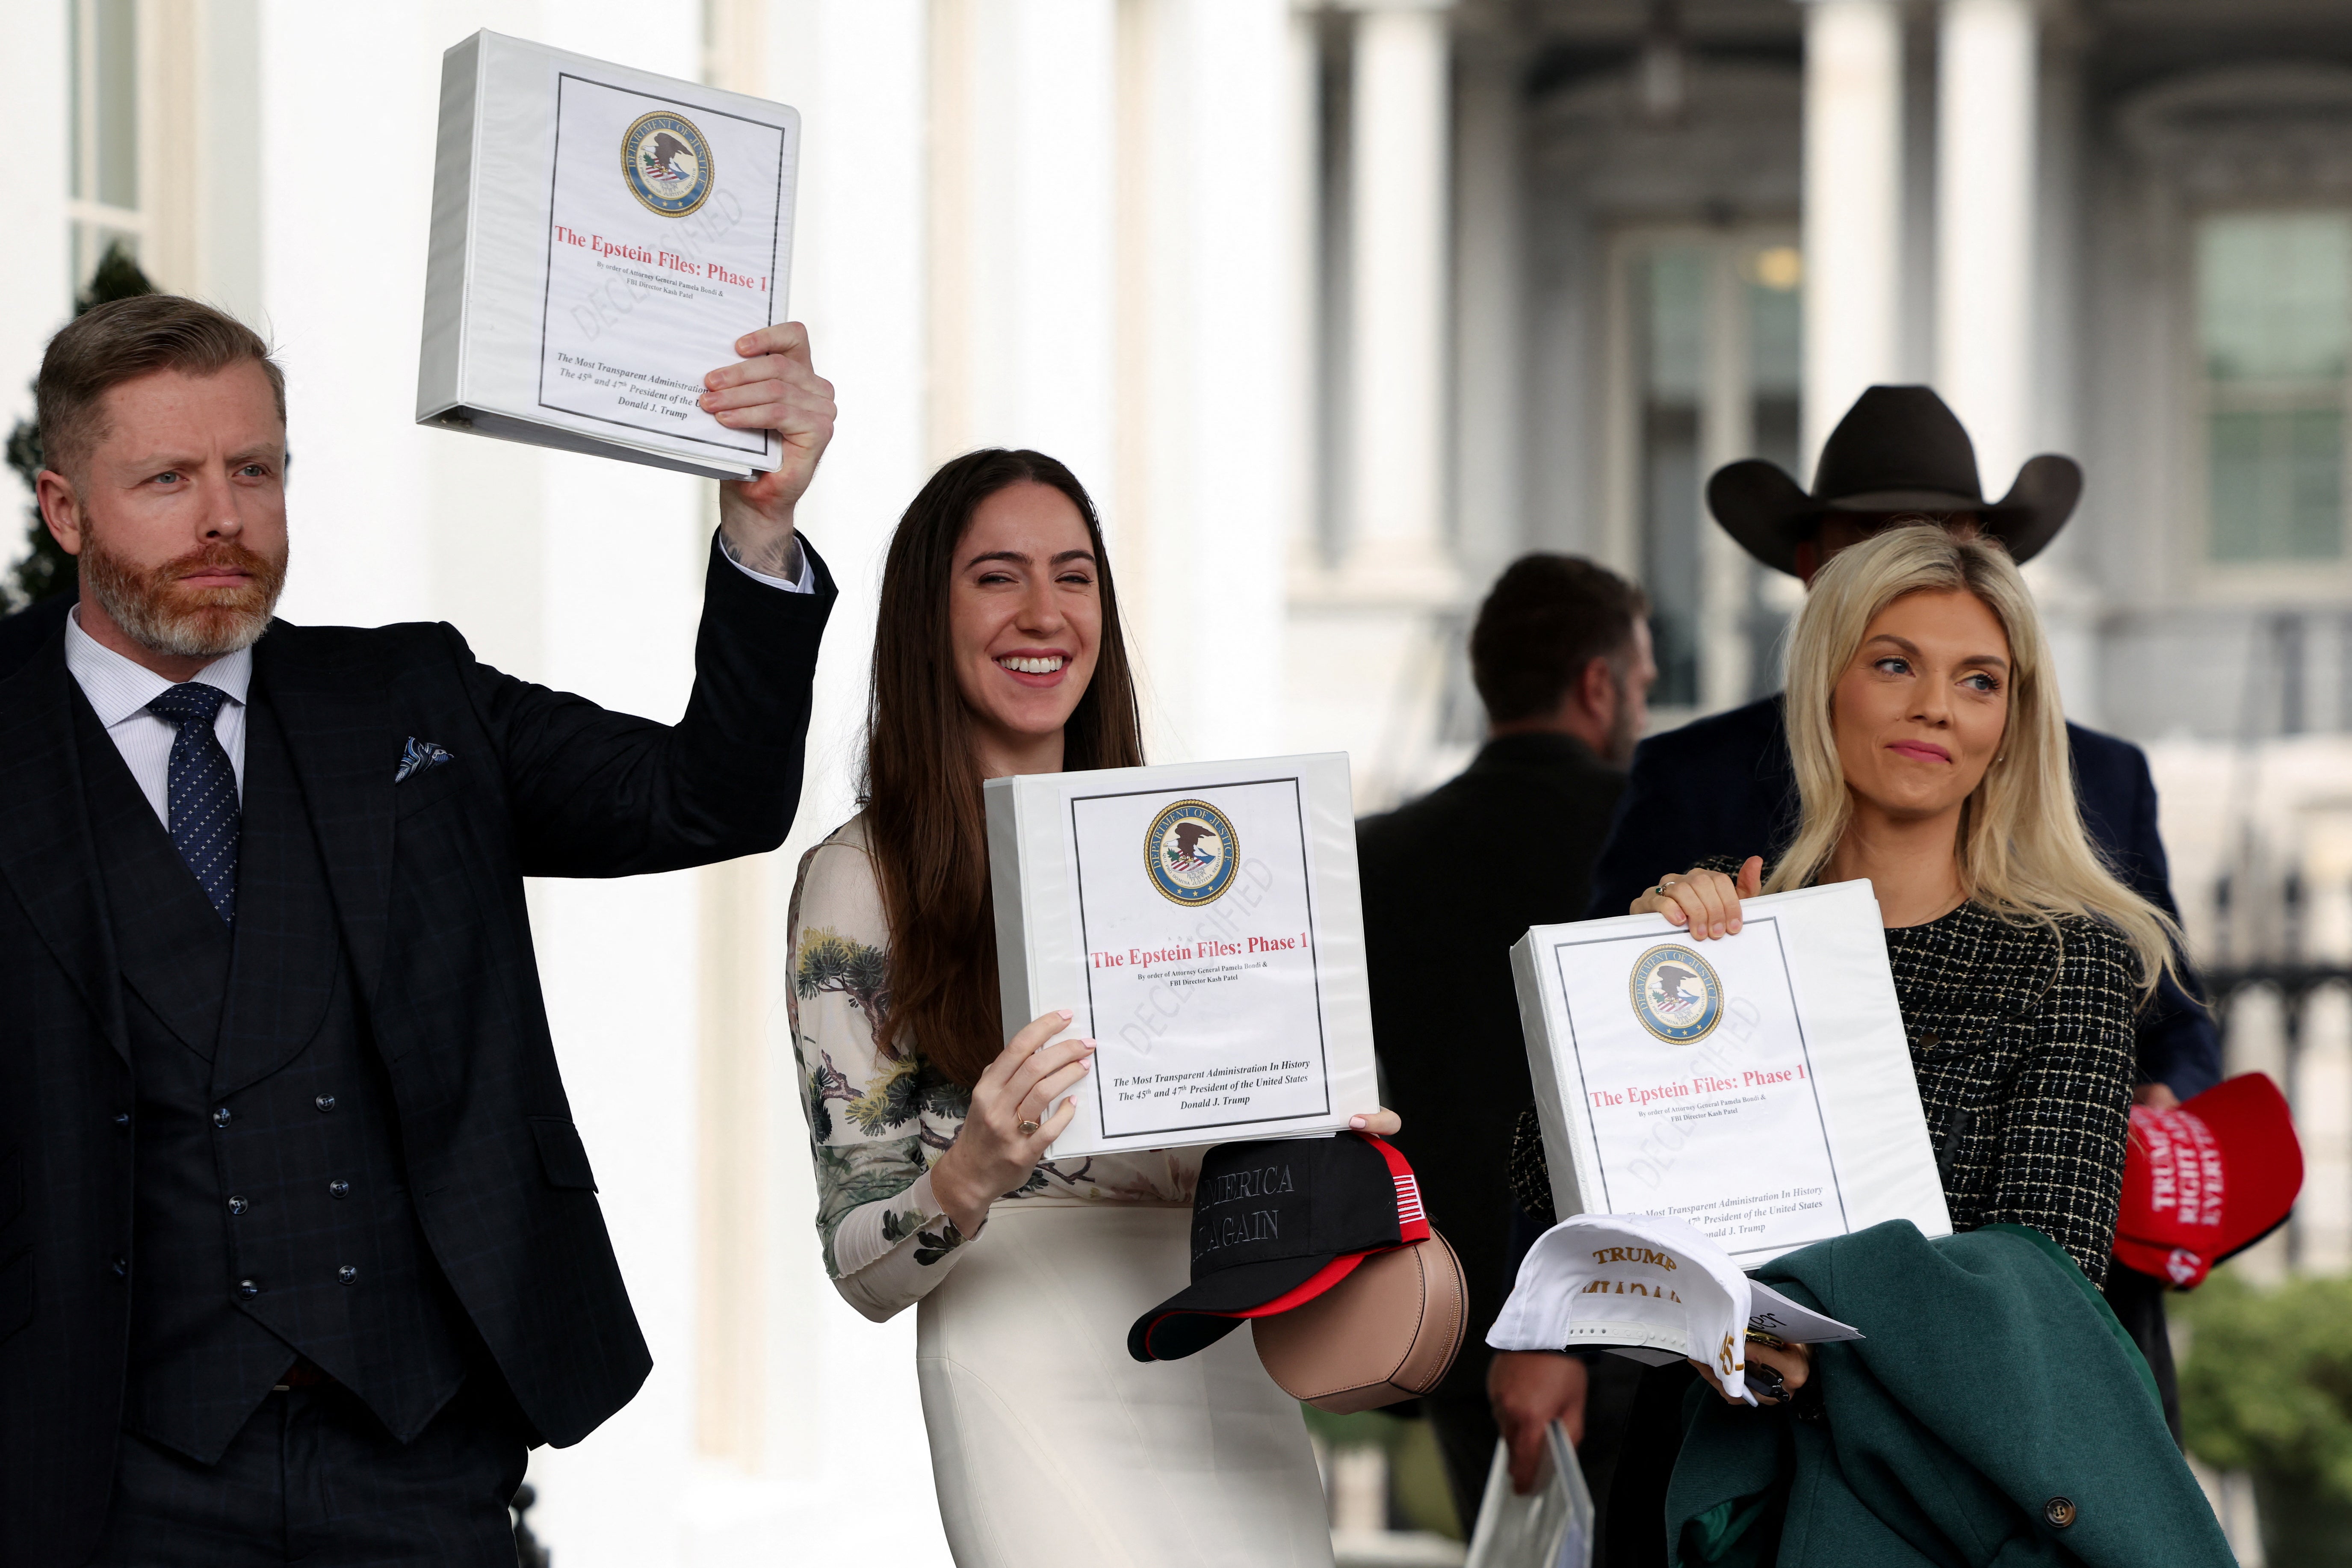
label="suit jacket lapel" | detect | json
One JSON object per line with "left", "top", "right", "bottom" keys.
{"left": 0, "top": 638, "right": 129, "bottom": 1063}
{"left": 251, "top": 628, "right": 399, "bottom": 1004}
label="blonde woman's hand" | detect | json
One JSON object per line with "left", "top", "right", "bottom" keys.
{"left": 1348, "top": 1108, "right": 1402, "bottom": 1136}
{"left": 930, "top": 1010, "right": 1095, "bottom": 1237}
{"left": 1629, "top": 857, "right": 1763, "bottom": 940}
{"left": 1688, "top": 1339, "right": 1812, "bottom": 1407}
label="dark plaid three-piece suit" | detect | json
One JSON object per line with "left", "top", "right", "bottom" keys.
{"left": 0, "top": 539, "right": 831, "bottom": 1565}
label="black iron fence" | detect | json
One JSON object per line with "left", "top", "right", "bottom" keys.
{"left": 2202, "top": 868, "right": 2352, "bottom": 1268}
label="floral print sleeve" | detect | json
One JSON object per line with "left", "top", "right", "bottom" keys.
{"left": 786, "top": 821, "right": 980, "bottom": 1322}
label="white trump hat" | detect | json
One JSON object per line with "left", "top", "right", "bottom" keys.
{"left": 1486, "top": 1212, "right": 1858, "bottom": 1405}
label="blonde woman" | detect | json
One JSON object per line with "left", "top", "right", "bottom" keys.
{"left": 1525, "top": 523, "right": 2178, "bottom": 1422}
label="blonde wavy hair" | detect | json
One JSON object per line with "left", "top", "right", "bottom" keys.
{"left": 1765, "top": 523, "right": 2180, "bottom": 996}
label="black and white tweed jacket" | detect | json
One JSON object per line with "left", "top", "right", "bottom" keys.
{"left": 1511, "top": 899, "right": 2140, "bottom": 1285}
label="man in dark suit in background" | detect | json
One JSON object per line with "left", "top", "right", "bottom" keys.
{"left": 0, "top": 294, "right": 835, "bottom": 1565}
{"left": 1583, "top": 384, "right": 2218, "bottom": 1452}
{"left": 1358, "top": 555, "right": 1655, "bottom": 1538}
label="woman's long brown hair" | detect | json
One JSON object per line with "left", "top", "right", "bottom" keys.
{"left": 863, "top": 449, "right": 1144, "bottom": 1087}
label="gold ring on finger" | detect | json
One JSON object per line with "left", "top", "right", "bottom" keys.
{"left": 1017, "top": 1118, "right": 1042, "bottom": 1137}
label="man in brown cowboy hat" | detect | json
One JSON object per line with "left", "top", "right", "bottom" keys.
{"left": 1703, "top": 384, "right": 2083, "bottom": 582}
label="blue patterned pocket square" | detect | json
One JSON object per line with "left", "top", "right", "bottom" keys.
{"left": 395, "top": 737, "right": 454, "bottom": 783}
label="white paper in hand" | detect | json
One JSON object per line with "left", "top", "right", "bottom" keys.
{"left": 1464, "top": 1424, "right": 1594, "bottom": 1568}
{"left": 1487, "top": 1213, "right": 1860, "bottom": 1406}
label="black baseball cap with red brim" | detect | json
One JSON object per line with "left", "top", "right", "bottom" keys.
{"left": 2113, "top": 1073, "right": 2303, "bottom": 1289}
{"left": 1128, "top": 1131, "right": 1429, "bottom": 1362}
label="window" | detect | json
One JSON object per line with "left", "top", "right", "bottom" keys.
{"left": 2198, "top": 211, "right": 2351, "bottom": 564}
{"left": 69, "top": 0, "right": 143, "bottom": 281}
{"left": 1625, "top": 234, "right": 1802, "bottom": 712}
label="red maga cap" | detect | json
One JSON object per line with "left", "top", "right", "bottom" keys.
{"left": 2113, "top": 1073, "right": 2302, "bottom": 1289}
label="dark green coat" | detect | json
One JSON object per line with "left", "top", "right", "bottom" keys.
{"left": 1666, "top": 1222, "right": 2231, "bottom": 1567}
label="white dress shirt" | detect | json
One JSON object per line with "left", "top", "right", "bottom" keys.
{"left": 62, "top": 530, "right": 810, "bottom": 830}
{"left": 64, "top": 608, "right": 252, "bottom": 827}
{"left": 719, "top": 529, "right": 814, "bottom": 592}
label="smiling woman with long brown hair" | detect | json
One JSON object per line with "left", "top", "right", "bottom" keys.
{"left": 786, "top": 449, "right": 1387, "bottom": 1567}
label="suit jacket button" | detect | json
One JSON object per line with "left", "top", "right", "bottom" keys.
{"left": 2043, "top": 1497, "right": 2076, "bottom": 1530}
{"left": 337, "top": 1264, "right": 359, "bottom": 1285}
{"left": 112, "top": 1256, "right": 128, "bottom": 1277}
{"left": 328, "top": 1179, "right": 352, "bottom": 1199}
{"left": 314, "top": 1095, "right": 337, "bottom": 1113}
{"left": 213, "top": 1107, "right": 232, "bottom": 1128}
{"left": 228, "top": 1195, "right": 248, "bottom": 1216}
{"left": 237, "top": 1279, "right": 260, "bottom": 1298}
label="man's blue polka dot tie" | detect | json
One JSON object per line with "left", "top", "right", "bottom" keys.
{"left": 146, "top": 682, "right": 239, "bottom": 925}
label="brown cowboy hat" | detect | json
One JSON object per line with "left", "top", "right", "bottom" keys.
{"left": 1706, "top": 385, "right": 2082, "bottom": 576}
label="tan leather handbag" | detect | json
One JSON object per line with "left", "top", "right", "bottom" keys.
{"left": 1252, "top": 1229, "right": 1468, "bottom": 1413}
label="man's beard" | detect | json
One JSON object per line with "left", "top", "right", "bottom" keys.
{"left": 80, "top": 530, "right": 288, "bottom": 660}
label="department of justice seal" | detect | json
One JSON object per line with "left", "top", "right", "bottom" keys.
{"left": 622, "top": 110, "right": 715, "bottom": 217}
{"left": 1629, "top": 944, "right": 1724, "bottom": 1043}
{"left": 1146, "top": 800, "right": 1238, "bottom": 907}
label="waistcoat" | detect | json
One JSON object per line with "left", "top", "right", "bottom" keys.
{"left": 78, "top": 684, "right": 470, "bottom": 1463}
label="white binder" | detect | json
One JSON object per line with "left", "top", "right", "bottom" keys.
{"left": 417, "top": 31, "right": 799, "bottom": 479}
{"left": 985, "top": 754, "right": 1379, "bottom": 1160}
{"left": 1510, "top": 880, "right": 1950, "bottom": 1268}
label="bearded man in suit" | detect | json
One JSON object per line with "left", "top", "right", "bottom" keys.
{"left": 0, "top": 294, "right": 835, "bottom": 1565}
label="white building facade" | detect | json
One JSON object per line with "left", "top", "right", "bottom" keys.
{"left": 4, "top": 0, "right": 2351, "bottom": 1562}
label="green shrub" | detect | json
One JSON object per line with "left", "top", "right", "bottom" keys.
{"left": 2178, "top": 1268, "right": 2352, "bottom": 1502}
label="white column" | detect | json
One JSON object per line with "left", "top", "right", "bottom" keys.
{"left": 735, "top": 6, "right": 943, "bottom": 1558}
{"left": 0, "top": 0, "right": 70, "bottom": 457}
{"left": 1284, "top": 0, "right": 1460, "bottom": 805}
{"left": 1344, "top": 0, "right": 1455, "bottom": 592}
{"left": 1283, "top": 6, "right": 1323, "bottom": 575}
{"left": 1451, "top": 38, "right": 1526, "bottom": 582}
{"left": 1935, "top": 0, "right": 2038, "bottom": 487}
{"left": 258, "top": 0, "right": 452, "bottom": 630}
{"left": 512, "top": 6, "right": 713, "bottom": 1566}
{"left": 760, "top": 0, "right": 934, "bottom": 845}
{"left": 1799, "top": 0, "right": 1904, "bottom": 469}
{"left": 931, "top": 0, "right": 1118, "bottom": 493}
{"left": 1114, "top": 0, "right": 1295, "bottom": 762}
{"left": 194, "top": 0, "right": 267, "bottom": 325}
{"left": 1701, "top": 251, "right": 1757, "bottom": 712}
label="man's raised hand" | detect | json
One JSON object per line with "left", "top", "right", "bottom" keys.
{"left": 702, "top": 321, "right": 836, "bottom": 575}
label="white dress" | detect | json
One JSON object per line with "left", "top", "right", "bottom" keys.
{"left": 787, "top": 818, "right": 1333, "bottom": 1568}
